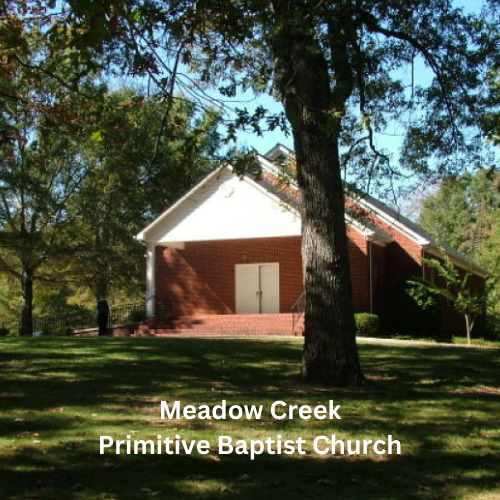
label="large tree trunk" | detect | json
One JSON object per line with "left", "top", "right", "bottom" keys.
{"left": 298, "top": 139, "right": 363, "bottom": 385}
{"left": 270, "top": 0, "right": 364, "bottom": 385}
{"left": 21, "top": 266, "right": 34, "bottom": 336}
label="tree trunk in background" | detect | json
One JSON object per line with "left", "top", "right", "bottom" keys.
{"left": 95, "top": 270, "right": 109, "bottom": 300}
{"left": 94, "top": 216, "right": 110, "bottom": 300}
{"left": 21, "top": 266, "right": 34, "bottom": 336}
{"left": 465, "top": 313, "right": 472, "bottom": 345}
{"left": 270, "top": 0, "right": 363, "bottom": 386}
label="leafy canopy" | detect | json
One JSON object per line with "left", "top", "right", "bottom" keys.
{"left": 54, "top": 0, "right": 496, "bottom": 194}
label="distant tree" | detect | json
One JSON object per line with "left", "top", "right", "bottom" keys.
{"left": 0, "top": 5, "right": 222, "bottom": 327}
{"left": 418, "top": 169, "right": 500, "bottom": 324}
{"left": 481, "top": 3, "right": 500, "bottom": 146}
{"left": 419, "top": 178, "right": 476, "bottom": 253}
{"left": 419, "top": 169, "right": 500, "bottom": 258}
{"left": 483, "top": 69, "right": 500, "bottom": 145}
{"left": 0, "top": 11, "right": 101, "bottom": 334}
{"left": 69, "top": 90, "right": 221, "bottom": 300}
{"left": 408, "top": 255, "right": 485, "bottom": 344}
{"left": 0, "top": 88, "right": 94, "bottom": 334}
{"left": 0, "top": 274, "right": 21, "bottom": 328}
{"left": 477, "top": 210, "right": 500, "bottom": 323}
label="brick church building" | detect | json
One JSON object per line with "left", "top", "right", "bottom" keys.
{"left": 136, "top": 144, "right": 488, "bottom": 336}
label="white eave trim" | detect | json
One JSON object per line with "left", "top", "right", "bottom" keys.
{"left": 345, "top": 214, "right": 393, "bottom": 246}
{"left": 367, "top": 234, "right": 391, "bottom": 247}
{"left": 424, "top": 244, "right": 490, "bottom": 278}
{"left": 257, "top": 154, "right": 300, "bottom": 188}
{"left": 256, "top": 154, "right": 282, "bottom": 177}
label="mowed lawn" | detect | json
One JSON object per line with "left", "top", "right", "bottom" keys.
{"left": 1, "top": 337, "right": 499, "bottom": 500}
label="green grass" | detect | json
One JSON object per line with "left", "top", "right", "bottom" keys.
{"left": 451, "top": 336, "right": 500, "bottom": 347}
{"left": 1, "top": 337, "right": 499, "bottom": 500}
{"left": 389, "top": 334, "right": 500, "bottom": 347}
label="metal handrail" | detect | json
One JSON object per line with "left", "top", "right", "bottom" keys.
{"left": 147, "top": 295, "right": 171, "bottom": 320}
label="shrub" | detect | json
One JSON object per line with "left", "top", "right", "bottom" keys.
{"left": 355, "top": 313, "right": 379, "bottom": 336}
{"left": 0, "top": 328, "right": 9, "bottom": 336}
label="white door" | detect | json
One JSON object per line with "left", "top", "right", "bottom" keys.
{"left": 259, "top": 264, "right": 280, "bottom": 313}
{"left": 235, "top": 263, "right": 279, "bottom": 314}
{"left": 235, "top": 264, "right": 260, "bottom": 314}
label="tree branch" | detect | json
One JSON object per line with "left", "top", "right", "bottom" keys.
{"left": 358, "top": 12, "right": 459, "bottom": 138}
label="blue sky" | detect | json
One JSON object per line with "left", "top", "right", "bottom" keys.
{"left": 231, "top": 95, "right": 292, "bottom": 155}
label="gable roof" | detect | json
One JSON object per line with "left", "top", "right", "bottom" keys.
{"left": 136, "top": 165, "right": 303, "bottom": 244}
{"left": 257, "top": 145, "right": 489, "bottom": 278}
{"left": 136, "top": 143, "right": 489, "bottom": 277}
{"left": 136, "top": 166, "right": 226, "bottom": 242}
{"left": 265, "top": 143, "right": 295, "bottom": 162}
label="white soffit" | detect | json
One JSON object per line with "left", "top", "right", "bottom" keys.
{"left": 264, "top": 143, "right": 295, "bottom": 162}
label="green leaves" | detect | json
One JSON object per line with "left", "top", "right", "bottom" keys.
{"left": 67, "top": 88, "right": 221, "bottom": 299}
{"left": 90, "top": 130, "right": 103, "bottom": 142}
{"left": 407, "top": 253, "right": 485, "bottom": 341}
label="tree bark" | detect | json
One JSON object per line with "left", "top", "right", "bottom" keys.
{"left": 21, "top": 266, "right": 34, "bottom": 336}
{"left": 270, "top": 0, "right": 364, "bottom": 385}
{"left": 465, "top": 313, "right": 473, "bottom": 345}
{"left": 94, "top": 219, "right": 110, "bottom": 300}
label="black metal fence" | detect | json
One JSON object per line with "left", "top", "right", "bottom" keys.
{"left": 108, "top": 302, "right": 147, "bottom": 328}
{"left": 0, "top": 301, "right": 148, "bottom": 337}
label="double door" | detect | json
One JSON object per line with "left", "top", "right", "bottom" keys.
{"left": 235, "top": 263, "right": 279, "bottom": 314}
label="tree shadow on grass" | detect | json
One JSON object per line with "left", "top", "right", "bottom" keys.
{"left": 0, "top": 338, "right": 499, "bottom": 499}
{"left": 1, "top": 443, "right": 499, "bottom": 500}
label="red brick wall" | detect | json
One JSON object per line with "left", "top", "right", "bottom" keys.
{"left": 371, "top": 241, "right": 387, "bottom": 320}
{"left": 156, "top": 237, "right": 303, "bottom": 315}
{"left": 155, "top": 233, "right": 373, "bottom": 316}
{"left": 368, "top": 217, "right": 422, "bottom": 285}
{"left": 155, "top": 229, "right": 486, "bottom": 335}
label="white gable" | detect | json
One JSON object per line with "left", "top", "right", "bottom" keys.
{"left": 139, "top": 167, "right": 301, "bottom": 245}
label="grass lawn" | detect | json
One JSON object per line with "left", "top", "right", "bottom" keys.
{"left": 1, "top": 337, "right": 499, "bottom": 500}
